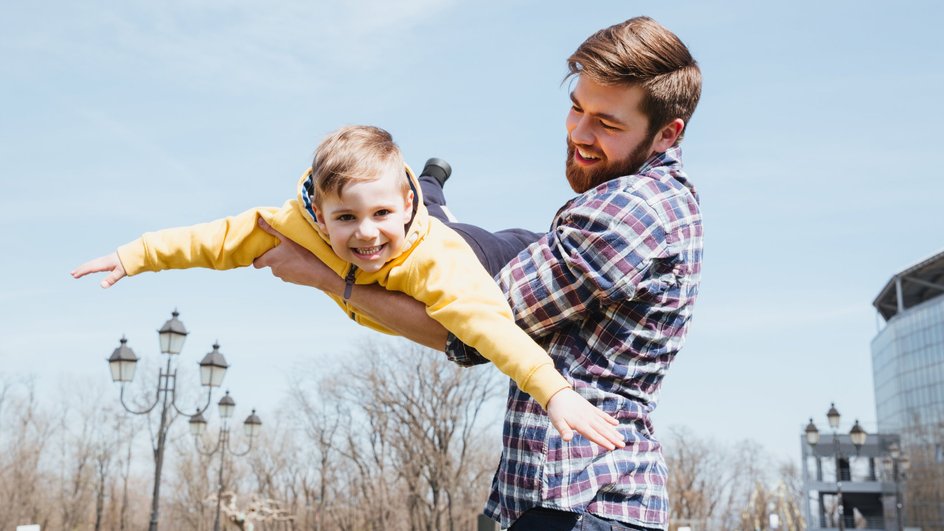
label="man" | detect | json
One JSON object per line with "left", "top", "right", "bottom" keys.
{"left": 254, "top": 16, "right": 702, "bottom": 531}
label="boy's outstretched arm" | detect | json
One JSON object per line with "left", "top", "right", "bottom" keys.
{"left": 71, "top": 252, "right": 126, "bottom": 288}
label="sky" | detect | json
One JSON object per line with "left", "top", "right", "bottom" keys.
{"left": 2, "top": 0, "right": 943, "bottom": 464}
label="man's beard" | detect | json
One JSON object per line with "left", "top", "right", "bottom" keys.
{"left": 565, "top": 136, "right": 654, "bottom": 194}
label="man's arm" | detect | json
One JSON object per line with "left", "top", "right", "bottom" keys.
{"left": 499, "top": 197, "right": 665, "bottom": 337}
{"left": 253, "top": 218, "right": 449, "bottom": 350}
{"left": 253, "top": 219, "right": 625, "bottom": 449}
{"left": 445, "top": 193, "right": 665, "bottom": 361}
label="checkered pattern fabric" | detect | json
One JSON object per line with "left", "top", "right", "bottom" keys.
{"left": 445, "top": 147, "right": 702, "bottom": 530}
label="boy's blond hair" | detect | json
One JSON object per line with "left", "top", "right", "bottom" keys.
{"left": 311, "top": 125, "right": 408, "bottom": 206}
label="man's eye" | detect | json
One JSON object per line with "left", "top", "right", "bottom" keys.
{"left": 571, "top": 104, "right": 583, "bottom": 113}
{"left": 601, "top": 122, "right": 620, "bottom": 131}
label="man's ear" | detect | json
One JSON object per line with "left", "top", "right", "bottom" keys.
{"left": 402, "top": 190, "right": 415, "bottom": 223}
{"left": 651, "top": 118, "right": 685, "bottom": 153}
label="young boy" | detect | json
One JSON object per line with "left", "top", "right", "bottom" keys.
{"left": 72, "top": 125, "right": 624, "bottom": 449}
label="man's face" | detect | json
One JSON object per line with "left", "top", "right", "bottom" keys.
{"left": 313, "top": 168, "right": 414, "bottom": 273}
{"left": 565, "top": 77, "right": 657, "bottom": 193}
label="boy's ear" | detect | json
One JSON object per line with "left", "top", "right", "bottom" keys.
{"left": 311, "top": 203, "right": 329, "bottom": 233}
{"left": 402, "top": 190, "right": 415, "bottom": 223}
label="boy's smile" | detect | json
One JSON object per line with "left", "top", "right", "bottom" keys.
{"left": 313, "top": 168, "right": 414, "bottom": 273}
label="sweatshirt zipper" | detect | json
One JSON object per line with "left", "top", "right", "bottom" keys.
{"left": 344, "top": 265, "right": 357, "bottom": 320}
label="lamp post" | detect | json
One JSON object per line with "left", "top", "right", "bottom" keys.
{"left": 804, "top": 403, "right": 868, "bottom": 530}
{"left": 189, "top": 390, "right": 261, "bottom": 531}
{"left": 106, "top": 310, "right": 228, "bottom": 531}
{"left": 884, "top": 442, "right": 908, "bottom": 531}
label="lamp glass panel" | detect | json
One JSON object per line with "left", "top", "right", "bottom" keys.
{"left": 806, "top": 430, "right": 820, "bottom": 446}
{"left": 219, "top": 403, "right": 235, "bottom": 419}
{"left": 851, "top": 430, "right": 867, "bottom": 447}
{"left": 110, "top": 359, "right": 136, "bottom": 383}
{"left": 244, "top": 420, "right": 260, "bottom": 438}
{"left": 209, "top": 366, "right": 226, "bottom": 388}
{"left": 189, "top": 419, "right": 206, "bottom": 436}
{"left": 161, "top": 332, "right": 186, "bottom": 355}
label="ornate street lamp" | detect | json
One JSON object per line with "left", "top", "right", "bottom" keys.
{"left": 805, "top": 403, "right": 868, "bottom": 530}
{"left": 199, "top": 343, "right": 229, "bottom": 388}
{"left": 107, "top": 337, "right": 139, "bottom": 383}
{"left": 191, "top": 391, "right": 262, "bottom": 531}
{"left": 107, "top": 310, "right": 228, "bottom": 531}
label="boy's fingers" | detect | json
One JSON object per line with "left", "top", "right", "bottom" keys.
{"left": 71, "top": 257, "right": 110, "bottom": 278}
{"left": 101, "top": 270, "right": 124, "bottom": 289}
{"left": 577, "top": 424, "right": 615, "bottom": 451}
{"left": 552, "top": 418, "right": 575, "bottom": 442}
{"left": 597, "top": 419, "right": 625, "bottom": 448}
{"left": 598, "top": 409, "right": 620, "bottom": 425}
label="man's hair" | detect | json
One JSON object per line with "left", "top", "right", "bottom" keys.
{"left": 311, "top": 125, "right": 407, "bottom": 205}
{"left": 566, "top": 16, "right": 701, "bottom": 139}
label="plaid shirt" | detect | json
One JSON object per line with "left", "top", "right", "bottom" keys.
{"left": 446, "top": 146, "right": 702, "bottom": 529}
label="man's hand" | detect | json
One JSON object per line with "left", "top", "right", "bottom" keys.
{"left": 253, "top": 218, "right": 339, "bottom": 292}
{"left": 71, "top": 252, "right": 126, "bottom": 288}
{"left": 546, "top": 388, "right": 625, "bottom": 450}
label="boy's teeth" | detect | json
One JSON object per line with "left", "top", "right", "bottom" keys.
{"left": 356, "top": 245, "right": 383, "bottom": 254}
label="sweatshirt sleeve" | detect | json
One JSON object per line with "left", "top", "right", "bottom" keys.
{"left": 116, "top": 207, "right": 282, "bottom": 275}
{"left": 388, "top": 222, "right": 570, "bottom": 409}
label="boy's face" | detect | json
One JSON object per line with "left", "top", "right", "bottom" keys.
{"left": 312, "top": 168, "right": 414, "bottom": 273}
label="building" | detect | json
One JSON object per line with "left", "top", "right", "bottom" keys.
{"left": 872, "top": 249, "right": 944, "bottom": 529}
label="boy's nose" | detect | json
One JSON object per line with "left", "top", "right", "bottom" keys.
{"left": 354, "top": 220, "right": 379, "bottom": 239}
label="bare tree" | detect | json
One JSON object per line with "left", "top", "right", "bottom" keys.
{"left": 0, "top": 339, "right": 502, "bottom": 531}
{"left": 331, "top": 340, "right": 499, "bottom": 531}
{"left": 273, "top": 339, "right": 501, "bottom": 531}
{"left": 663, "top": 426, "right": 804, "bottom": 531}
{"left": 0, "top": 378, "right": 56, "bottom": 530}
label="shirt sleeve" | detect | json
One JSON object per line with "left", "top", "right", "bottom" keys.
{"left": 444, "top": 191, "right": 667, "bottom": 357}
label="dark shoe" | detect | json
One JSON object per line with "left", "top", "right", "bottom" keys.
{"left": 421, "top": 158, "right": 452, "bottom": 187}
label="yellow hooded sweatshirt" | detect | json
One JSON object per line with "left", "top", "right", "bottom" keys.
{"left": 116, "top": 166, "right": 570, "bottom": 408}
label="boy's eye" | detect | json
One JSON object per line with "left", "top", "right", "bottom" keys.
{"left": 375, "top": 209, "right": 391, "bottom": 217}
{"left": 337, "top": 214, "right": 355, "bottom": 222}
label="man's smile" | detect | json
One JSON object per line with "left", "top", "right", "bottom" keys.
{"left": 574, "top": 146, "right": 602, "bottom": 165}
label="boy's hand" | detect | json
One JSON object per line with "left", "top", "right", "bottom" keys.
{"left": 71, "top": 252, "right": 126, "bottom": 288}
{"left": 546, "top": 388, "right": 625, "bottom": 451}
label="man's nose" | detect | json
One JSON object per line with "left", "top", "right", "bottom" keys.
{"left": 569, "top": 115, "right": 595, "bottom": 146}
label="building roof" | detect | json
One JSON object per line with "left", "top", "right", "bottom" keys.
{"left": 873, "top": 249, "right": 944, "bottom": 321}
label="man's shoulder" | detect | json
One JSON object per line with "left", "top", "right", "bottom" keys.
{"left": 559, "top": 171, "right": 699, "bottom": 240}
